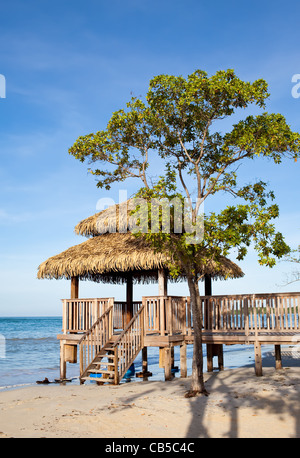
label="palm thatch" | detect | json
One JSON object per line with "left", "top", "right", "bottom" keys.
{"left": 37, "top": 232, "right": 244, "bottom": 284}
{"left": 75, "top": 199, "right": 136, "bottom": 237}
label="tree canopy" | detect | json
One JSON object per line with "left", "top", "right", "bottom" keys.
{"left": 70, "top": 69, "right": 298, "bottom": 271}
{"left": 69, "top": 69, "right": 300, "bottom": 394}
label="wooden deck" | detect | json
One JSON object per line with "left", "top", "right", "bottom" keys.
{"left": 58, "top": 292, "right": 300, "bottom": 383}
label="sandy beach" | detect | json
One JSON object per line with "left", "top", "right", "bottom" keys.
{"left": 0, "top": 366, "right": 300, "bottom": 438}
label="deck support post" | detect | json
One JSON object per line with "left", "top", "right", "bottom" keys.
{"left": 142, "top": 347, "right": 148, "bottom": 375}
{"left": 60, "top": 276, "right": 79, "bottom": 381}
{"left": 217, "top": 344, "right": 224, "bottom": 371}
{"left": 275, "top": 345, "right": 282, "bottom": 370}
{"left": 207, "top": 343, "right": 224, "bottom": 372}
{"left": 159, "top": 347, "right": 164, "bottom": 368}
{"left": 60, "top": 341, "right": 67, "bottom": 380}
{"left": 164, "top": 346, "right": 172, "bottom": 381}
{"left": 180, "top": 342, "right": 187, "bottom": 378}
{"left": 207, "top": 344, "right": 213, "bottom": 372}
{"left": 204, "top": 275, "right": 224, "bottom": 372}
{"left": 254, "top": 342, "right": 263, "bottom": 376}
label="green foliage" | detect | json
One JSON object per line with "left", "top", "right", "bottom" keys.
{"left": 69, "top": 68, "right": 299, "bottom": 276}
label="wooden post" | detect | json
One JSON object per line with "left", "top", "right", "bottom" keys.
{"left": 254, "top": 342, "right": 263, "bottom": 376}
{"left": 275, "top": 344, "right": 282, "bottom": 370}
{"left": 60, "top": 341, "right": 67, "bottom": 380}
{"left": 142, "top": 347, "right": 148, "bottom": 379}
{"left": 159, "top": 297, "right": 166, "bottom": 336}
{"left": 180, "top": 343, "right": 187, "bottom": 378}
{"left": 159, "top": 347, "right": 165, "bottom": 368}
{"left": 167, "top": 297, "right": 173, "bottom": 335}
{"left": 171, "top": 346, "right": 175, "bottom": 369}
{"left": 158, "top": 270, "right": 167, "bottom": 337}
{"left": 61, "top": 275, "right": 79, "bottom": 381}
{"left": 164, "top": 347, "right": 172, "bottom": 381}
{"left": 217, "top": 344, "right": 224, "bottom": 371}
{"left": 204, "top": 274, "right": 224, "bottom": 371}
{"left": 126, "top": 272, "right": 133, "bottom": 326}
{"left": 207, "top": 343, "right": 213, "bottom": 372}
{"left": 114, "top": 348, "right": 119, "bottom": 385}
{"left": 158, "top": 269, "right": 168, "bottom": 296}
{"left": 204, "top": 274, "right": 212, "bottom": 296}
{"left": 71, "top": 276, "right": 79, "bottom": 299}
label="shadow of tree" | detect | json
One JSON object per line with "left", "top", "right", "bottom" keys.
{"left": 112, "top": 346, "right": 300, "bottom": 438}
{"left": 185, "top": 348, "right": 300, "bottom": 438}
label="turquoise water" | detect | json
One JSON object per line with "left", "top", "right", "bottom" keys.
{"left": 0, "top": 317, "right": 297, "bottom": 391}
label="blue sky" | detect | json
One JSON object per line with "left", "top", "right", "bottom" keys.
{"left": 0, "top": 0, "right": 299, "bottom": 316}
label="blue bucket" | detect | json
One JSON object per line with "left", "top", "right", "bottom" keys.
{"left": 89, "top": 373, "right": 102, "bottom": 379}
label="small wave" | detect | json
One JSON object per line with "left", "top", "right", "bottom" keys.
{"left": 6, "top": 337, "right": 57, "bottom": 342}
{"left": 0, "top": 382, "right": 35, "bottom": 391}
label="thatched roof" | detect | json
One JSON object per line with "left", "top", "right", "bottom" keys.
{"left": 75, "top": 199, "right": 136, "bottom": 237}
{"left": 37, "top": 232, "right": 244, "bottom": 284}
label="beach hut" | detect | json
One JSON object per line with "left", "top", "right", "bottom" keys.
{"left": 38, "top": 199, "right": 244, "bottom": 322}
{"left": 37, "top": 199, "right": 246, "bottom": 383}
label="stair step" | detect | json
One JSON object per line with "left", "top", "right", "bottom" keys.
{"left": 88, "top": 369, "right": 115, "bottom": 375}
{"left": 81, "top": 376, "right": 114, "bottom": 383}
{"left": 93, "top": 356, "right": 115, "bottom": 362}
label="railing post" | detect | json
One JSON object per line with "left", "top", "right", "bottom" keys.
{"left": 244, "top": 297, "right": 249, "bottom": 344}
{"left": 182, "top": 297, "right": 186, "bottom": 335}
{"left": 187, "top": 297, "right": 192, "bottom": 335}
{"left": 160, "top": 297, "right": 165, "bottom": 336}
{"left": 168, "top": 297, "right": 173, "bottom": 336}
{"left": 109, "top": 303, "right": 113, "bottom": 338}
{"left": 62, "top": 299, "right": 67, "bottom": 333}
{"left": 141, "top": 302, "right": 145, "bottom": 348}
{"left": 79, "top": 343, "right": 83, "bottom": 381}
{"left": 114, "top": 347, "right": 119, "bottom": 385}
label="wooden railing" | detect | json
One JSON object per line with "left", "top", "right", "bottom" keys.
{"left": 144, "top": 292, "right": 300, "bottom": 336}
{"left": 78, "top": 306, "right": 114, "bottom": 380}
{"left": 62, "top": 298, "right": 143, "bottom": 333}
{"left": 201, "top": 292, "right": 300, "bottom": 333}
{"left": 112, "top": 304, "right": 145, "bottom": 384}
{"left": 62, "top": 298, "right": 113, "bottom": 333}
{"left": 63, "top": 293, "right": 300, "bottom": 338}
{"left": 113, "top": 301, "right": 142, "bottom": 330}
{"left": 143, "top": 296, "right": 192, "bottom": 336}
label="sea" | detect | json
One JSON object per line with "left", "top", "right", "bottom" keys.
{"left": 0, "top": 316, "right": 299, "bottom": 392}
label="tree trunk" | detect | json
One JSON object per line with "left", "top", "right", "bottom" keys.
{"left": 186, "top": 273, "right": 208, "bottom": 396}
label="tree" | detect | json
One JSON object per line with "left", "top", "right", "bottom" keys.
{"left": 69, "top": 69, "right": 299, "bottom": 395}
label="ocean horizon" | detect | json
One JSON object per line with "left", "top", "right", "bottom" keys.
{"left": 1, "top": 316, "right": 299, "bottom": 392}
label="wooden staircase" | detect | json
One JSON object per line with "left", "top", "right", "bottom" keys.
{"left": 79, "top": 303, "right": 145, "bottom": 385}
{"left": 80, "top": 335, "right": 119, "bottom": 384}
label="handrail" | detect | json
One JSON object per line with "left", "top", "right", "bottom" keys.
{"left": 78, "top": 306, "right": 113, "bottom": 344}
{"left": 79, "top": 305, "right": 114, "bottom": 380}
{"left": 112, "top": 304, "right": 145, "bottom": 383}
